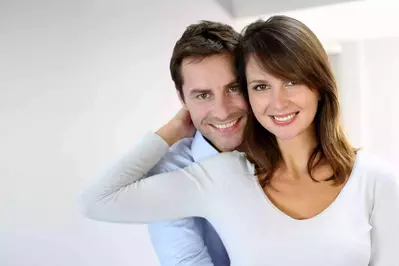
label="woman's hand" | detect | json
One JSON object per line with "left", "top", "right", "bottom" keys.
{"left": 156, "top": 108, "right": 195, "bottom": 146}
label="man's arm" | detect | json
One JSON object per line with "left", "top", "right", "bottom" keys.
{"left": 146, "top": 140, "right": 215, "bottom": 266}
{"left": 149, "top": 219, "right": 213, "bottom": 266}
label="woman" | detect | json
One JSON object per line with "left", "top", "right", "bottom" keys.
{"left": 79, "top": 16, "right": 399, "bottom": 265}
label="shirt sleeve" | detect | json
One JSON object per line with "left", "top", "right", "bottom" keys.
{"left": 146, "top": 145, "right": 215, "bottom": 266}
{"left": 369, "top": 162, "right": 399, "bottom": 266}
{"left": 148, "top": 218, "right": 215, "bottom": 266}
{"left": 78, "top": 132, "right": 212, "bottom": 223}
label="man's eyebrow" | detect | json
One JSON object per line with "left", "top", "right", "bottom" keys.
{"left": 224, "top": 80, "right": 239, "bottom": 88}
{"left": 187, "top": 80, "right": 239, "bottom": 95}
{"left": 188, "top": 88, "right": 212, "bottom": 96}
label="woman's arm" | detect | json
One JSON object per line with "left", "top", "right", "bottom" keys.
{"left": 78, "top": 106, "right": 255, "bottom": 224}
{"left": 369, "top": 161, "right": 399, "bottom": 265}
{"left": 78, "top": 131, "right": 213, "bottom": 223}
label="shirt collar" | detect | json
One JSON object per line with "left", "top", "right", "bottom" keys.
{"left": 191, "top": 131, "right": 218, "bottom": 162}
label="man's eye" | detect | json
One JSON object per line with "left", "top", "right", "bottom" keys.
{"left": 197, "top": 93, "right": 209, "bottom": 100}
{"left": 253, "top": 84, "right": 269, "bottom": 91}
{"left": 228, "top": 85, "right": 240, "bottom": 93}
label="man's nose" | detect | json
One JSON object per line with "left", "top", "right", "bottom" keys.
{"left": 212, "top": 96, "right": 231, "bottom": 121}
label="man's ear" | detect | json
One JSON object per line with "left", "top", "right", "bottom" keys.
{"left": 176, "top": 89, "right": 187, "bottom": 109}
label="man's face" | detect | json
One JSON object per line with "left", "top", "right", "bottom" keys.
{"left": 180, "top": 53, "right": 248, "bottom": 151}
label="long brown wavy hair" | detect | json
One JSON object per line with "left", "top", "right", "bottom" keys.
{"left": 235, "top": 16, "right": 357, "bottom": 187}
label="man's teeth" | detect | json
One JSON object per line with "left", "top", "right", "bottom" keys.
{"left": 273, "top": 113, "right": 296, "bottom": 121}
{"left": 214, "top": 119, "right": 238, "bottom": 129}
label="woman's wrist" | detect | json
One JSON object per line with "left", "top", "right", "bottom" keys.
{"left": 155, "top": 122, "right": 185, "bottom": 147}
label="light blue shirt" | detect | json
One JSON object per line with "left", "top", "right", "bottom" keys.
{"left": 147, "top": 131, "right": 230, "bottom": 266}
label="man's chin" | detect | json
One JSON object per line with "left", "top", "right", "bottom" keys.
{"left": 211, "top": 138, "right": 244, "bottom": 152}
{"left": 199, "top": 127, "right": 244, "bottom": 152}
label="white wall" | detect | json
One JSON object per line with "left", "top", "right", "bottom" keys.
{"left": 235, "top": 0, "right": 399, "bottom": 43}
{"left": 361, "top": 37, "right": 399, "bottom": 164}
{"left": 333, "top": 42, "right": 367, "bottom": 148}
{"left": 0, "top": 1, "right": 234, "bottom": 265}
{"left": 331, "top": 39, "right": 399, "bottom": 164}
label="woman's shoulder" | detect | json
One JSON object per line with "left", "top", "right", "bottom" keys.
{"left": 352, "top": 149, "right": 397, "bottom": 184}
{"left": 194, "top": 151, "right": 256, "bottom": 176}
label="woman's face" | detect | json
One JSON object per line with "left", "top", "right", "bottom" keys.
{"left": 245, "top": 56, "right": 319, "bottom": 141}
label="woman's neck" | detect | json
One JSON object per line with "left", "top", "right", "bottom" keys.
{"left": 277, "top": 127, "right": 318, "bottom": 179}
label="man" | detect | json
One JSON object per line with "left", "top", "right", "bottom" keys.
{"left": 145, "top": 21, "right": 248, "bottom": 265}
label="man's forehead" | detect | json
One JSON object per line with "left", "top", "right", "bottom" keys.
{"left": 181, "top": 53, "right": 233, "bottom": 66}
{"left": 181, "top": 55, "right": 236, "bottom": 90}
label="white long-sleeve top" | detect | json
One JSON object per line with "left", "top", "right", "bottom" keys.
{"left": 79, "top": 132, "right": 399, "bottom": 266}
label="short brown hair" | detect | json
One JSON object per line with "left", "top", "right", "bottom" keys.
{"left": 170, "top": 20, "right": 240, "bottom": 99}
{"left": 236, "top": 16, "right": 357, "bottom": 186}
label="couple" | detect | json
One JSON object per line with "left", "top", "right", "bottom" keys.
{"left": 79, "top": 16, "right": 399, "bottom": 265}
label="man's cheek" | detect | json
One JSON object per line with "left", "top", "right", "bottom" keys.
{"left": 195, "top": 113, "right": 209, "bottom": 129}
{"left": 189, "top": 114, "right": 203, "bottom": 129}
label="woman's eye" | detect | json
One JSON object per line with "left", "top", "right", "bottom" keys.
{"left": 286, "top": 81, "right": 298, "bottom": 86}
{"left": 253, "top": 84, "right": 269, "bottom": 91}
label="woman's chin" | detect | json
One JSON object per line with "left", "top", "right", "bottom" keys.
{"left": 271, "top": 130, "right": 301, "bottom": 142}
{"left": 275, "top": 135, "right": 298, "bottom": 142}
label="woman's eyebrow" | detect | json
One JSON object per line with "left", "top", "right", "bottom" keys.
{"left": 248, "top": 79, "right": 270, "bottom": 85}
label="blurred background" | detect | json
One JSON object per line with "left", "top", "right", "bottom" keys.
{"left": 1, "top": 0, "right": 398, "bottom": 265}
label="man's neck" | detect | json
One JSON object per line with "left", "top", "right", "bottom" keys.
{"left": 203, "top": 137, "right": 221, "bottom": 152}
{"left": 204, "top": 137, "right": 245, "bottom": 153}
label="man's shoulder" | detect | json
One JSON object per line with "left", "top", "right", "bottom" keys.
{"left": 149, "top": 137, "right": 195, "bottom": 173}
{"left": 169, "top": 137, "right": 194, "bottom": 155}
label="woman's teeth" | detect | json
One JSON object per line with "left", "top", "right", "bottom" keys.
{"left": 273, "top": 113, "right": 296, "bottom": 121}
